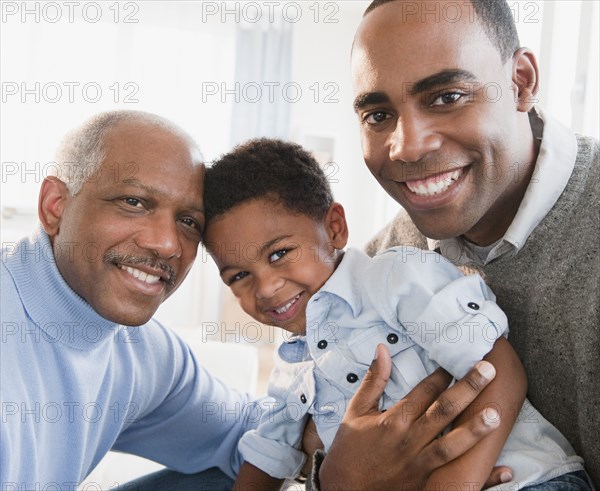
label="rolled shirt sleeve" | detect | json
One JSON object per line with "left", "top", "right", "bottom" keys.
{"left": 372, "top": 247, "right": 508, "bottom": 378}
{"left": 238, "top": 353, "right": 314, "bottom": 479}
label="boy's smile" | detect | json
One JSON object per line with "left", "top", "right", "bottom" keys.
{"left": 203, "top": 198, "right": 348, "bottom": 335}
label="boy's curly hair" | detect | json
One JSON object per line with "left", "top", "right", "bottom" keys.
{"left": 204, "top": 138, "right": 333, "bottom": 224}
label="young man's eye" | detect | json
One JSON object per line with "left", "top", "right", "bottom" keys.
{"left": 268, "top": 249, "right": 288, "bottom": 263}
{"left": 363, "top": 111, "right": 391, "bottom": 125}
{"left": 431, "top": 91, "right": 464, "bottom": 106}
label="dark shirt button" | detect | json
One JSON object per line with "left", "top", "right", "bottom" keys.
{"left": 317, "top": 340, "right": 328, "bottom": 349}
{"left": 467, "top": 302, "right": 480, "bottom": 310}
{"left": 387, "top": 333, "right": 399, "bottom": 344}
{"left": 300, "top": 394, "right": 307, "bottom": 404}
{"left": 346, "top": 373, "right": 358, "bottom": 383}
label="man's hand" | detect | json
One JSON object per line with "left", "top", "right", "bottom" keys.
{"left": 319, "top": 344, "right": 504, "bottom": 490}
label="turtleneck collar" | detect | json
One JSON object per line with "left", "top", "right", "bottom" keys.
{"left": 3, "top": 225, "right": 122, "bottom": 350}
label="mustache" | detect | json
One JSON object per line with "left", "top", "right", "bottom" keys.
{"left": 103, "top": 250, "right": 177, "bottom": 288}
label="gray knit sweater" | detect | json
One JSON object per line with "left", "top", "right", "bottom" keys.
{"left": 366, "top": 134, "right": 599, "bottom": 485}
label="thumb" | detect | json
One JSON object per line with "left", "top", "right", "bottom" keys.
{"left": 484, "top": 466, "right": 513, "bottom": 489}
{"left": 346, "top": 344, "right": 392, "bottom": 418}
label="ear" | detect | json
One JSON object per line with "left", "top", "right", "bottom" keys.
{"left": 323, "top": 202, "right": 349, "bottom": 250}
{"left": 38, "top": 176, "right": 70, "bottom": 237}
{"left": 511, "top": 48, "right": 539, "bottom": 112}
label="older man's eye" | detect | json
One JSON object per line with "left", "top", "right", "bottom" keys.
{"left": 123, "top": 197, "right": 144, "bottom": 208}
{"left": 179, "top": 217, "right": 200, "bottom": 230}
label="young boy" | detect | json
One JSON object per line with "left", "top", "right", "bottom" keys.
{"left": 203, "top": 139, "right": 588, "bottom": 491}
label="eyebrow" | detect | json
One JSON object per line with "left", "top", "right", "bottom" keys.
{"left": 218, "top": 234, "right": 292, "bottom": 276}
{"left": 353, "top": 69, "right": 478, "bottom": 112}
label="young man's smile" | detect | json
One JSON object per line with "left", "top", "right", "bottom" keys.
{"left": 352, "top": 0, "right": 538, "bottom": 244}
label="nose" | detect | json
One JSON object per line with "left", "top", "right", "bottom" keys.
{"left": 388, "top": 113, "right": 441, "bottom": 163}
{"left": 137, "top": 213, "right": 182, "bottom": 260}
{"left": 255, "top": 269, "right": 284, "bottom": 300}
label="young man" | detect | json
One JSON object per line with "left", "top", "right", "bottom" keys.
{"left": 351, "top": 0, "right": 599, "bottom": 486}
{"left": 1, "top": 110, "right": 501, "bottom": 490}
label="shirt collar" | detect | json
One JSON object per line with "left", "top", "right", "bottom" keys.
{"left": 314, "top": 248, "right": 372, "bottom": 318}
{"left": 428, "top": 107, "right": 577, "bottom": 266}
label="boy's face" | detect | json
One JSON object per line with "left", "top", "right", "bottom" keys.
{"left": 204, "top": 198, "right": 348, "bottom": 335}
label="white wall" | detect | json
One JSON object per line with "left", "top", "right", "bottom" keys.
{"left": 1, "top": 1, "right": 598, "bottom": 332}
{"left": 286, "top": 1, "right": 390, "bottom": 247}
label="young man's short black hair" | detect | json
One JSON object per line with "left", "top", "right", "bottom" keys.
{"left": 364, "top": 0, "right": 520, "bottom": 63}
{"left": 204, "top": 138, "right": 333, "bottom": 224}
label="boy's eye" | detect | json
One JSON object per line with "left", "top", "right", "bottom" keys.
{"left": 227, "top": 271, "right": 249, "bottom": 285}
{"left": 268, "top": 249, "right": 288, "bottom": 263}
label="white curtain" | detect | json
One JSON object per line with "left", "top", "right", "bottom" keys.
{"left": 229, "top": 20, "right": 293, "bottom": 146}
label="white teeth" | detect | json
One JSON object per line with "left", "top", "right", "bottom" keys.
{"left": 275, "top": 294, "right": 300, "bottom": 314}
{"left": 406, "top": 169, "right": 462, "bottom": 196}
{"left": 120, "top": 265, "right": 161, "bottom": 284}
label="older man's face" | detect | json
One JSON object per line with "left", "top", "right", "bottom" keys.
{"left": 51, "top": 123, "right": 205, "bottom": 326}
{"left": 352, "top": 1, "right": 532, "bottom": 244}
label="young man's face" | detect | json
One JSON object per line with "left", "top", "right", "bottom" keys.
{"left": 48, "top": 123, "right": 205, "bottom": 326}
{"left": 204, "top": 199, "right": 346, "bottom": 336}
{"left": 352, "top": 0, "right": 534, "bottom": 244}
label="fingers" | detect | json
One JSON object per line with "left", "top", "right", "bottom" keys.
{"left": 414, "top": 361, "right": 497, "bottom": 442}
{"left": 484, "top": 466, "right": 513, "bottom": 489}
{"left": 423, "top": 361, "right": 496, "bottom": 424}
{"left": 421, "top": 405, "right": 502, "bottom": 471}
{"left": 345, "top": 344, "right": 392, "bottom": 418}
{"left": 384, "top": 366, "right": 453, "bottom": 423}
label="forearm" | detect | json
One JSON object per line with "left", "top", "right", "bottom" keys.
{"left": 233, "top": 462, "right": 284, "bottom": 491}
{"left": 425, "top": 337, "right": 526, "bottom": 490}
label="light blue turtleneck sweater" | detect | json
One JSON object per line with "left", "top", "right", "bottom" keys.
{"left": 1, "top": 227, "right": 257, "bottom": 489}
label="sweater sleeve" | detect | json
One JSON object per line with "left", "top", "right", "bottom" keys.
{"left": 111, "top": 322, "right": 262, "bottom": 479}
{"left": 372, "top": 247, "right": 508, "bottom": 379}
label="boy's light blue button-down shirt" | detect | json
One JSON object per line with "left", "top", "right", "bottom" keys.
{"left": 240, "top": 246, "right": 507, "bottom": 478}
{"left": 239, "top": 247, "right": 583, "bottom": 485}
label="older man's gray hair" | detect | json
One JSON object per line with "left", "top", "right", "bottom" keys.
{"left": 54, "top": 110, "right": 201, "bottom": 195}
